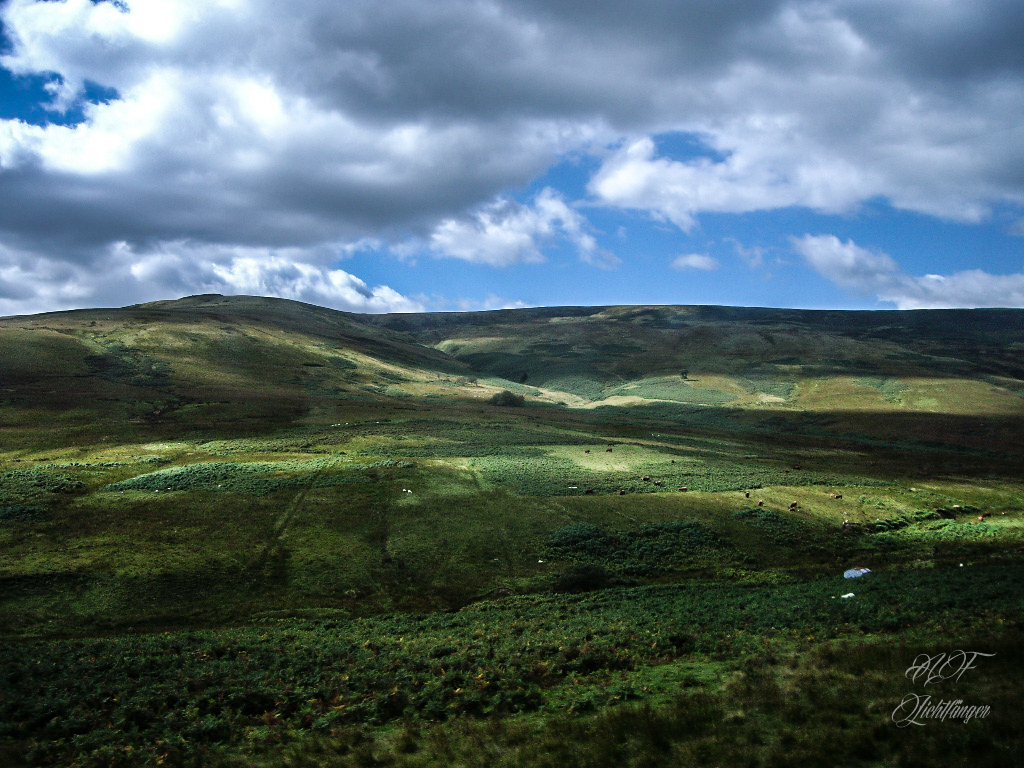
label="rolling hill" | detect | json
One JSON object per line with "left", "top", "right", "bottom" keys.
{"left": 2, "top": 295, "right": 1023, "bottom": 767}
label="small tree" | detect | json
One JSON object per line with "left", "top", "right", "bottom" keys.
{"left": 488, "top": 390, "right": 525, "bottom": 407}
{"left": 680, "top": 369, "right": 689, "bottom": 380}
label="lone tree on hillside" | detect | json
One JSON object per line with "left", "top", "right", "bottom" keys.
{"left": 680, "top": 369, "right": 689, "bottom": 380}
{"left": 489, "top": 390, "right": 525, "bottom": 407}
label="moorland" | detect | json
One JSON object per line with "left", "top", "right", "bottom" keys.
{"left": 1, "top": 294, "right": 1023, "bottom": 767}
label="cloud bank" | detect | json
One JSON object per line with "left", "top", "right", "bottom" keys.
{"left": 794, "top": 234, "right": 1024, "bottom": 309}
{"left": 1, "top": 0, "right": 1022, "bottom": 311}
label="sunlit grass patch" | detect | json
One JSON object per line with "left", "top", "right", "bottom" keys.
{"left": 899, "top": 377, "right": 1024, "bottom": 415}
{"left": 606, "top": 376, "right": 739, "bottom": 405}
{"left": 102, "top": 458, "right": 413, "bottom": 495}
{"left": 795, "top": 376, "right": 904, "bottom": 411}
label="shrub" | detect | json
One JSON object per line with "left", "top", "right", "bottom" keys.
{"left": 0, "top": 505, "right": 49, "bottom": 523}
{"left": 488, "top": 390, "right": 525, "bottom": 407}
{"left": 549, "top": 523, "right": 616, "bottom": 559}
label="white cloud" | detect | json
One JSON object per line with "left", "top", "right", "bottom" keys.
{"left": 585, "top": 1, "right": 1024, "bottom": 228}
{"left": 728, "top": 239, "right": 768, "bottom": 270}
{"left": 128, "top": 244, "right": 426, "bottom": 313}
{"left": 1, "top": 0, "right": 1023, "bottom": 310}
{"left": 793, "top": 234, "right": 1024, "bottom": 309}
{"left": 429, "top": 188, "right": 618, "bottom": 268}
{"left": 671, "top": 253, "right": 718, "bottom": 271}
{"left": 0, "top": 240, "right": 422, "bottom": 316}
{"left": 455, "top": 294, "right": 531, "bottom": 312}
{"left": 792, "top": 235, "right": 905, "bottom": 294}
{"left": 589, "top": 134, "right": 881, "bottom": 230}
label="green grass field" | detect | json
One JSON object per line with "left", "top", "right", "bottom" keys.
{"left": 2, "top": 296, "right": 1023, "bottom": 766}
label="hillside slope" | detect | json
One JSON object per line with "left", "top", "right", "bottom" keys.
{"left": 6, "top": 295, "right": 1022, "bottom": 425}
{"left": 2, "top": 295, "right": 1024, "bottom": 767}
{"left": 1, "top": 294, "right": 1023, "bottom": 636}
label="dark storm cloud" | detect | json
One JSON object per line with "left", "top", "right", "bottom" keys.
{"left": 839, "top": 0, "right": 1024, "bottom": 83}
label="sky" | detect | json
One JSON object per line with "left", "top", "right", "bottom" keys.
{"left": 1, "top": 0, "right": 1023, "bottom": 316}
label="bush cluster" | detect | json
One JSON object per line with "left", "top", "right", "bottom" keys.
{"left": 488, "top": 390, "right": 526, "bottom": 407}
{"left": 82, "top": 345, "right": 173, "bottom": 388}
{"left": 733, "top": 508, "right": 808, "bottom": 546}
{"left": 0, "top": 469, "right": 86, "bottom": 505}
{"left": 547, "top": 521, "right": 734, "bottom": 578}
{"left": 0, "top": 505, "right": 49, "bottom": 523}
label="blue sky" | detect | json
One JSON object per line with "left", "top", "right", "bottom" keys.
{"left": 2, "top": 0, "right": 1023, "bottom": 316}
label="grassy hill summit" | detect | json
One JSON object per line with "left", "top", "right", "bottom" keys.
{"left": 2, "top": 295, "right": 1023, "bottom": 767}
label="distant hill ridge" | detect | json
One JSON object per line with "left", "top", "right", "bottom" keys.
{"left": 3, "top": 294, "right": 1023, "bottom": 425}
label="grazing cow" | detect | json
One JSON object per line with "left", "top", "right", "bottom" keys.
{"left": 654, "top": 480, "right": 664, "bottom": 486}
{"left": 789, "top": 502, "right": 798, "bottom": 511}
{"left": 678, "top": 486, "right": 688, "bottom": 492}
{"left": 585, "top": 449, "right": 590, "bottom": 454}
{"left": 670, "top": 459, "right": 675, "bottom": 464}
{"left": 793, "top": 465, "right": 802, "bottom": 470}
{"left": 757, "top": 500, "right": 764, "bottom": 506}
{"left": 606, "top": 448, "right": 613, "bottom": 453}
{"left": 745, "top": 492, "right": 750, "bottom": 498}
{"left": 783, "top": 468, "right": 790, "bottom": 474}
{"left": 642, "top": 475, "right": 651, "bottom": 482}
{"left": 585, "top": 488, "right": 595, "bottom": 495}
{"left": 619, "top": 490, "right": 626, "bottom": 496}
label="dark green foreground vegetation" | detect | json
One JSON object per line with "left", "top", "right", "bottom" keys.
{"left": 2, "top": 296, "right": 1024, "bottom": 766}
{"left": 4, "top": 566, "right": 1022, "bottom": 767}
